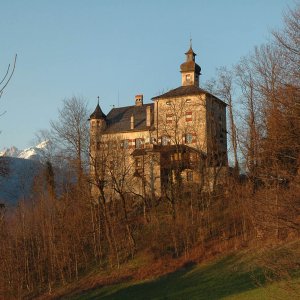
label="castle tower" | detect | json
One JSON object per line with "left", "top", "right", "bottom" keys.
{"left": 89, "top": 99, "right": 106, "bottom": 154}
{"left": 89, "top": 99, "right": 106, "bottom": 199}
{"left": 180, "top": 42, "right": 201, "bottom": 87}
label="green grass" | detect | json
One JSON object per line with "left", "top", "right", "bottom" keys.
{"left": 69, "top": 249, "right": 300, "bottom": 300}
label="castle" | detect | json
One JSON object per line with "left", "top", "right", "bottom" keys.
{"left": 89, "top": 45, "right": 227, "bottom": 199}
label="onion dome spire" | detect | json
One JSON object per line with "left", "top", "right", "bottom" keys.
{"left": 180, "top": 41, "right": 201, "bottom": 87}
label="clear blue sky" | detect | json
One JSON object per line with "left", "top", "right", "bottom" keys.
{"left": 0, "top": 0, "right": 296, "bottom": 149}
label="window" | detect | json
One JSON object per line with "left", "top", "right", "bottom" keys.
{"left": 161, "top": 136, "right": 170, "bottom": 146}
{"left": 190, "top": 152, "right": 197, "bottom": 162}
{"left": 151, "top": 137, "right": 157, "bottom": 144}
{"left": 121, "top": 139, "right": 129, "bottom": 149}
{"left": 185, "top": 133, "right": 193, "bottom": 144}
{"left": 173, "top": 152, "right": 182, "bottom": 161}
{"left": 186, "top": 99, "right": 191, "bottom": 104}
{"left": 186, "top": 74, "right": 191, "bottom": 82}
{"left": 135, "top": 157, "right": 142, "bottom": 168}
{"left": 166, "top": 113, "right": 173, "bottom": 124}
{"left": 187, "top": 171, "right": 193, "bottom": 182}
{"left": 186, "top": 111, "right": 192, "bottom": 122}
{"left": 135, "top": 138, "right": 144, "bottom": 149}
{"left": 166, "top": 101, "right": 171, "bottom": 106}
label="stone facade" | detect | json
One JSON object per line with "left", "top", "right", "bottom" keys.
{"left": 89, "top": 46, "right": 227, "bottom": 199}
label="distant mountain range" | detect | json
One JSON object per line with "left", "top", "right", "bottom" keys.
{"left": 0, "top": 140, "right": 49, "bottom": 161}
{"left": 0, "top": 141, "right": 50, "bottom": 206}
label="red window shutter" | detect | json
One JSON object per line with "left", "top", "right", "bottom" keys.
{"left": 186, "top": 111, "right": 192, "bottom": 122}
{"left": 166, "top": 113, "right": 173, "bottom": 124}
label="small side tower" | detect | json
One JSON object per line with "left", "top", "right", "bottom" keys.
{"left": 89, "top": 98, "right": 106, "bottom": 156}
{"left": 89, "top": 99, "right": 106, "bottom": 199}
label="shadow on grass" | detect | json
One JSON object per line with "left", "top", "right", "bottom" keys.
{"left": 71, "top": 255, "right": 265, "bottom": 300}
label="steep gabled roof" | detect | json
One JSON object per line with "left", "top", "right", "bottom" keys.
{"left": 104, "top": 103, "right": 154, "bottom": 133}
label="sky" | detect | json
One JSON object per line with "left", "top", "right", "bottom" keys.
{"left": 0, "top": 0, "right": 297, "bottom": 150}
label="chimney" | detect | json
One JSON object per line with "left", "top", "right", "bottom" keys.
{"left": 130, "top": 114, "right": 134, "bottom": 129}
{"left": 146, "top": 105, "right": 151, "bottom": 127}
{"left": 135, "top": 94, "right": 143, "bottom": 106}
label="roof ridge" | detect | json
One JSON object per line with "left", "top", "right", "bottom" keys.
{"left": 110, "top": 102, "right": 153, "bottom": 111}
{"left": 152, "top": 85, "right": 207, "bottom": 100}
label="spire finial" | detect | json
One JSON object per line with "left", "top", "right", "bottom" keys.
{"left": 189, "top": 33, "right": 192, "bottom": 49}
{"left": 97, "top": 96, "right": 100, "bottom": 105}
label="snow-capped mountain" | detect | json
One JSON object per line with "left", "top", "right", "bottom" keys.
{"left": 0, "top": 146, "right": 21, "bottom": 158}
{"left": 0, "top": 141, "right": 52, "bottom": 205}
{"left": 0, "top": 140, "right": 50, "bottom": 162}
{"left": 0, "top": 140, "right": 73, "bottom": 206}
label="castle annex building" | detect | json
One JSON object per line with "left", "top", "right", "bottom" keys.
{"left": 89, "top": 45, "right": 227, "bottom": 198}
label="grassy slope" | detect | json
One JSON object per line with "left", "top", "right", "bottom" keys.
{"left": 69, "top": 247, "right": 300, "bottom": 300}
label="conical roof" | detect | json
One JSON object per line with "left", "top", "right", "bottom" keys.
{"left": 89, "top": 103, "right": 106, "bottom": 120}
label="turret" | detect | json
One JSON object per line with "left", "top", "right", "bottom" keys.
{"left": 89, "top": 98, "right": 107, "bottom": 142}
{"left": 180, "top": 42, "right": 201, "bottom": 87}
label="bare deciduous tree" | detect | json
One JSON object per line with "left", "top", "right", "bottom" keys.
{"left": 0, "top": 54, "right": 17, "bottom": 178}
{"left": 0, "top": 54, "right": 17, "bottom": 101}
{"left": 50, "top": 96, "right": 89, "bottom": 181}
